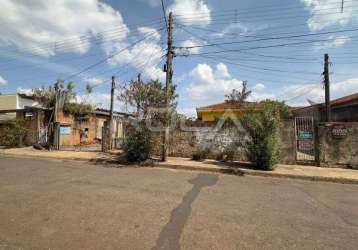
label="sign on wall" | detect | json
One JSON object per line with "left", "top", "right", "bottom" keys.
{"left": 60, "top": 126, "right": 71, "bottom": 135}
{"left": 298, "top": 130, "right": 313, "bottom": 140}
{"left": 331, "top": 124, "right": 347, "bottom": 138}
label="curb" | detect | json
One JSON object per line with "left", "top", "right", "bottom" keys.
{"left": 156, "top": 163, "right": 358, "bottom": 185}
{"left": 0, "top": 153, "right": 111, "bottom": 164}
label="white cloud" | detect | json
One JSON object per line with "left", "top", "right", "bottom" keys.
{"left": 106, "top": 26, "right": 165, "bottom": 81}
{"left": 314, "top": 35, "right": 351, "bottom": 50}
{"left": 0, "top": 75, "right": 7, "bottom": 85}
{"left": 253, "top": 83, "right": 265, "bottom": 91}
{"left": 0, "top": 0, "right": 128, "bottom": 56}
{"left": 301, "top": 0, "right": 358, "bottom": 31}
{"left": 178, "top": 37, "right": 203, "bottom": 54}
{"left": 83, "top": 77, "right": 105, "bottom": 86}
{"left": 213, "top": 23, "right": 249, "bottom": 38}
{"left": 215, "top": 63, "right": 230, "bottom": 79}
{"left": 17, "top": 87, "right": 33, "bottom": 95}
{"left": 186, "top": 63, "right": 243, "bottom": 101}
{"left": 137, "top": 27, "right": 161, "bottom": 41}
{"left": 76, "top": 91, "right": 125, "bottom": 111}
{"left": 168, "top": 0, "right": 211, "bottom": 26}
{"left": 275, "top": 77, "right": 358, "bottom": 106}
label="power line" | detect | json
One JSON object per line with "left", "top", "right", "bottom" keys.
{"left": 62, "top": 29, "right": 164, "bottom": 81}
{"left": 179, "top": 35, "right": 358, "bottom": 57}
{"left": 175, "top": 27, "right": 358, "bottom": 50}
{"left": 161, "top": 0, "right": 168, "bottom": 32}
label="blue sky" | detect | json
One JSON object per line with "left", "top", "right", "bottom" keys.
{"left": 0, "top": 0, "right": 358, "bottom": 117}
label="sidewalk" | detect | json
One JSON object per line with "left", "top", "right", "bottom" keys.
{"left": 0, "top": 147, "right": 119, "bottom": 163}
{"left": 157, "top": 157, "right": 358, "bottom": 185}
{"left": 2, "top": 148, "right": 357, "bottom": 184}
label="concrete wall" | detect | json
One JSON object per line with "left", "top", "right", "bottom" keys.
{"left": 17, "top": 95, "right": 41, "bottom": 109}
{"left": 317, "top": 122, "right": 358, "bottom": 168}
{"left": 151, "top": 120, "right": 297, "bottom": 164}
{"left": 0, "top": 95, "right": 17, "bottom": 110}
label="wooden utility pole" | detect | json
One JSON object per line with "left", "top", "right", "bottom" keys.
{"left": 108, "top": 75, "right": 115, "bottom": 150}
{"left": 323, "top": 54, "right": 331, "bottom": 122}
{"left": 161, "top": 12, "right": 174, "bottom": 162}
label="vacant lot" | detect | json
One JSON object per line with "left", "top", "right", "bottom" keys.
{"left": 0, "top": 157, "right": 357, "bottom": 250}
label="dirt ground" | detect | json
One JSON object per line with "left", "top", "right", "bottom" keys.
{"left": 0, "top": 157, "right": 358, "bottom": 250}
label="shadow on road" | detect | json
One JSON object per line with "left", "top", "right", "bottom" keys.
{"left": 152, "top": 173, "right": 219, "bottom": 250}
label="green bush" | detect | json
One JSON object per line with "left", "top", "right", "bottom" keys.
{"left": 242, "top": 103, "right": 281, "bottom": 170}
{"left": 0, "top": 119, "right": 28, "bottom": 147}
{"left": 192, "top": 147, "right": 210, "bottom": 161}
{"left": 122, "top": 125, "right": 151, "bottom": 162}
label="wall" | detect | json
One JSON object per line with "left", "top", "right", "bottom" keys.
{"left": 317, "top": 122, "right": 358, "bottom": 168}
{"left": 151, "top": 120, "right": 297, "bottom": 164}
{"left": 0, "top": 110, "right": 44, "bottom": 146}
{"left": 0, "top": 95, "right": 17, "bottom": 110}
{"left": 58, "top": 112, "right": 98, "bottom": 147}
{"left": 17, "top": 95, "right": 41, "bottom": 109}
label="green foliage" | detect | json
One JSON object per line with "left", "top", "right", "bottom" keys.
{"left": 225, "top": 81, "right": 252, "bottom": 103}
{"left": 32, "top": 80, "right": 76, "bottom": 108}
{"left": 259, "top": 99, "right": 292, "bottom": 119}
{"left": 0, "top": 119, "right": 28, "bottom": 147}
{"left": 85, "top": 84, "right": 93, "bottom": 94}
{"left": 119, "top": 79, "right": 178, "bottom": 119}
{"left": 122, "top": 125, "right": 152, "bottom": 162}
{"left": 63, "top": 102, "right": 93, "bottom": 117}
{"left": 242, "top": 102, "right": 281, "bottom": 170}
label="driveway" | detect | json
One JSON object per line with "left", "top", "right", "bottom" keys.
{"left": 0, "top": 157, "right": 357, "bottom": 249}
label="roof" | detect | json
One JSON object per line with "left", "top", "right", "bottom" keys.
{"left": 330, "top": 92, "right": 358, "bottom": 106}
{"left": 94, "top": 108, "right": 134, "bottom": 117}
{"left": 196, "top": 101, "right": 263, "bottom": 112}
{"left": 292, "top": 92, "right": 358, "bottom": 112}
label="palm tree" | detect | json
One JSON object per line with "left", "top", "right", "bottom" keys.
{"left": 225, "top": 81, "right": 252, "bottom": 102}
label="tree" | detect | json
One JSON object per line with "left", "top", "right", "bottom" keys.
{"left": 32, "top": 80, "right": 76, "bottom": 108}
{"left": 32, "top": 80, "right": 94, "bottom": 117}
{"left": 119, "top": 77, "right": 178, "bottom": 162}
{"left": 241, "top": 101, "right": 283, "bottom": 170}
{"left": 119, "top": 78, "right": 177, "bottom": 120}
{"left": 225, "top": 81, "right": 252, "bottom": 102}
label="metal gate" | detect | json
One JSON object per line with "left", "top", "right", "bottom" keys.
{"left": 295, "top": 117, "right": 315, "bottom": 162}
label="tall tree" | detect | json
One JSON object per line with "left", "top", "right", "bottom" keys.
{"left": 225, "top": 81, "right": 252, "bottom": 103}
{"left": 119, "top": 78, "right": 177, "bottom": 120}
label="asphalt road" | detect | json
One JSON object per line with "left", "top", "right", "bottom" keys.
{"left": 0, "top": 157, "right": 357, "bottom": 250}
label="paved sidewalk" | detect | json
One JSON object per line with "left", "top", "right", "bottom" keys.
{"left": 157, "top": 157, "right": 358, "bottom": 185}
{"left": 0, "top": 146, "right": 119, "bottom": 162}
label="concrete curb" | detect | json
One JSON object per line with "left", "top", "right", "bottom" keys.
{"left": 0, "top": 152, "right": 109, "bottom": 163}
{"left": 156, "top": 163, "right": 358, "bottom": 185}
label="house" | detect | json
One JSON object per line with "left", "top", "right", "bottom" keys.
{"left": 0, "top": 93, "right": 132, "bottom": 148}
{"left": 196, "top": 101, "right": 262, "bottom": 122}
{"left": 292, "top": 93, "right": 358, "bottom": 122}
{"left": 0, "top": 93, "right": 43, "bottom": 121}
{"left": 56, "top": 108, "right": 131, "bottom": 149}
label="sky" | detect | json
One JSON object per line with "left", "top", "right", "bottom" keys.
{"left": 0, "top": 0, "right": 358, "bottom": 117}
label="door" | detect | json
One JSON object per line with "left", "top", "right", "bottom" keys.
{"left": 295, "top": 117, "right": 315, "bottom": 162}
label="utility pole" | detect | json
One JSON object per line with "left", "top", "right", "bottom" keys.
{"left": 161, "top": 12, "right": 174, "bottom": 162}
{"left": 108, "top": 75, "right": 115, "bottom": 150}
{"left": 323, "top": 54, "right": 331, "bottom": 122}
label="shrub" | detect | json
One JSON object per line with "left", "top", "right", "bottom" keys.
{"left": 192, "top": 147, "right": 210, "bottom": 161}
{"left": 122, "top": 125, "right": 151, "bottom": 162}
{"left": 0, "top": 119, "right": 28, "bottom": 147}
{"left": 242, "top": 103, "right": 281, "bottom": 170}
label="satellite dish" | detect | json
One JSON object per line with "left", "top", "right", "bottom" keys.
{"left": 307, "top": 99, "right": 317, "bottom": 105}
